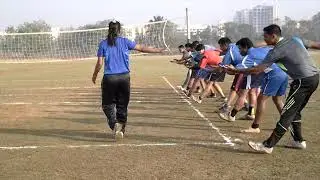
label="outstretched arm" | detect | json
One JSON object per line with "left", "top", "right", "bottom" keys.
{"left": 92, "top": 57, "right": 103, "bottom": 84}
{"left": 225, "top": 63, "right": 270, "bottom": 74}
{"left": 308, "top": 41, "right": 320, "bottom": 49}
{"left": 134, "top": 44, "right": 165, "bottom": 53}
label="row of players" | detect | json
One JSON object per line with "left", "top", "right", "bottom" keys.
{"left": 171, "top": 24, "right": 320, "bottom": 154}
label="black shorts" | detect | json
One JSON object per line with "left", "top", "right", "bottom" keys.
{"left": 209, "top": 71, "right": 226, "bottom": 82}
{"left": 230, "top": 74, "right": 244, "bottom": 91}
{"left": 191, "top": 69, "right": 199, "bottom": 78}
{"left": 240, "top": 74, "right": 263, "bottom": 90}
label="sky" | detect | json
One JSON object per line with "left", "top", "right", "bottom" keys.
{"left": 0, "top": 0, "right": 320, "bottom": 30}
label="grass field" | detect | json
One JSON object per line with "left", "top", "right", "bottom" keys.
{"left": 0, "top": 54, "right": 320, "bottom": 180}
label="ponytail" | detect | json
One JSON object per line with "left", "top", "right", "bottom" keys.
{"left": 107, "top": 21, "right": 121, "bottom": 46}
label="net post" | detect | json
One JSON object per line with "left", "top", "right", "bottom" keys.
{"left": 186, "top": 8, "right": 191, "bottom": 43}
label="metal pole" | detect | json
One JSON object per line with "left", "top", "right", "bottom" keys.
{"left": 186, "top": 8, "right": 191, "bottom": 43}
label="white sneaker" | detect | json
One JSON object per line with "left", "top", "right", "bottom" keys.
{"left": 114, "top": 123, "right": 124, "bottom": 140}
{"left": 219, "top": 112, "right": 235, "bottom": 122}
{"left": 239, "top": 114, "right": 255, "bottom": 120}
{"left": 248, "top": 141, "right": 273, "bottom": 154}
{"left": 241, "top": 127, "right": 261, "bottom": 133}
{"left": 290, "top": 141, "right": 306, "bottom": 149}
{"left": 229, "top": 114, "right": 236, "bottom": 122}
{"left": 192, "top": 95, "right": 202, "bottom": 104}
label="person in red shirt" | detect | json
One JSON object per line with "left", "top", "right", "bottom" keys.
{"left": 188, "top": 44, "right": 227, "bottom": 103}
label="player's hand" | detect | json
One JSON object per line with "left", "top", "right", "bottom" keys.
{"left": 92, "top": 75, "right": 97, "bottom": 84}
{"left": 225, "top": 65, "right": 236, "bottom": 72}
{"left": 158, "top": 48, "right": 168, "bottom": 53}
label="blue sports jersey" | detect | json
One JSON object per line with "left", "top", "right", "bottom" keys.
{"left": 235, "top": 47, "right": 287, "bottom": 79}
{"left": 97, "top": 37, "right": 136, "bottom": 75}
{"left": 236, "top": 47, "right": 272, "bottom": 69}
{"left": 191, "top": 51, "right": 203, "bottom": 62}
{"left": 221, "top": 44, "right": 243, "bottom": 66}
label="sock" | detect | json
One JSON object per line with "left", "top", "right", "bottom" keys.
{"left": 251, "top": 123, "right": 259, "bottom": 129}
{"left": 248, "top": 106, "right": 255, "bottom": 116}
{"left": 230, "top": 109, "right": 238, "bottom": 117}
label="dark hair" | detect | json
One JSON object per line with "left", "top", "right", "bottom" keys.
{"left": 185, "top": 43, "right": 192, "bottom": 48}
{"left": 236, "top": 38, "right": 254, "bottom": 49}
{"left": 107, "top": 21, "right": 121, "bottom": 46}
{"left": 195, "top": 44, "right": 205, "bottom": 51}
{"left": 192, "top": 41, "right": 200, "bottom": 47}
{"left": 263, "top": 24, "right": 282, "bottom": 36}
{"left": 178, "top": 45, "right": 184, "bottom": 49}
{"left": 218, "top": 37, "right": 232, "bottom": 45}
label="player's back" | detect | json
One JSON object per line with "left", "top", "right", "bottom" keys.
{"left": 222, "top": 44, "right": 243, "bottom": 66}
{"left": 236, "top": 47, "right": 271, "bottom": 69}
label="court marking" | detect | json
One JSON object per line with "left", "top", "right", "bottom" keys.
{"left": 1, "top": 86, "right": 150, "bottom": 91}
{"left": 1, "top": 100, "right": 186, "bottom": 105}
{"left": 162, "top": 76, "right": 236, "bottom": 147}
{"left": 0, "top": 142, "right": 232, "bottom": 150}
{"left": 0, "top": 92, "right": 143, "bottom": 97}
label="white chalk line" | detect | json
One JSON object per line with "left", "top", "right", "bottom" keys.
{"left": 2, "top": 86, "right": 152, "bottom": 91}
{"left": 0, "top": 142, "right": 230, "bottom": 150}
{"left": 162, "top": 76, "right": 236, "bottom": 147}
{"left": 1, "top": 100, "right": 186, "bottom": 106}
{"left": 0, "top": 92, "right": 143, "bottom": 97}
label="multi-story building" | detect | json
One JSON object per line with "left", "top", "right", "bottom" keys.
{"left": 234, "top": 5, "right": 273, "bottom": 33}
{"left": 250, "top": 5, "right": 273, "bottom": 33}
{"left": 177, "top": 24, "right": 209, "bottom": 36}
{"left": 233, "top": 9, "right": 250, "bottom": 25}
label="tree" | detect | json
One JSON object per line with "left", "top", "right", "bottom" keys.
{"left": 15, "top": 20, "right": 51, "bottom": 33}
{"left": 5, "top": 26, "right": 15, "bottom": 33}
{"left": 78, "top": 19, "right": 112, "bottom": 30}
{"left": 149, "top": 16, "right": 165, "bottom": 22}
{"left": 198, "top": 26, "right": 219, "bottom": 45}
{"left": 142, "top": 15, "right": 181, "bottom": 49}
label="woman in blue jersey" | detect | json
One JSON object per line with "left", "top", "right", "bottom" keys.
{"left": 92, "top": 21, "right": 165, "bottom": 140}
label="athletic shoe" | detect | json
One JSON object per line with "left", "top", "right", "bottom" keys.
{"left": 217, "top": 104, "right": 231, "bottom": 113}
{"left": 239, "top": 114, "right": 255, "bottom": 120}
{"left": 192, "top": 95, "right": 202, "bottom": 104}
{"left": 248, "top": 141, "right": 273, "bottom": 154}
{"left": 219, "top": 112, "right": 235, "bottom": 122}
{"left": 219, "top": 97, "right": 228, "bottom": 103}
{"left": 290, "top": 141, "right": 306, "bottom": 149}
{"left": 183, "top": 89, "right": 188, "bottom": 94}
{"left": 208, "top": 93, "right": 217, "bottom": 98}
{"left": 241, "top": 127, "right": 261, "bottom": 133}
{"left": 114, "top": 123, "right": 124, "bottom": 140}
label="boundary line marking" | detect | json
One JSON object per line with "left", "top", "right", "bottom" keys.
{"left": 162, "top": 76, "right": 235, "bottom": 147}
{"left": 0, "top": 92, "right": 143, "bottom": 96}
{"left": 1, "top": 100, "right": 186, "bottom": 105}
{"left": 0, "top": 142, "right": 230, "bottom": 150}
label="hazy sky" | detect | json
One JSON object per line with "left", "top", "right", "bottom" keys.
{"left": 0, "top": 0, "right": 320, "bottom": 30}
